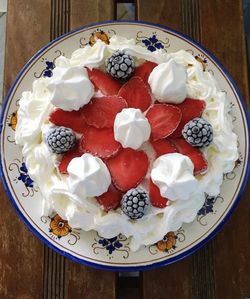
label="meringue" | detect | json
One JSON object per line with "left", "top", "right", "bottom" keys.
{"left": 148, "top": 58, "right": 187, "bottom": 104}
{"left": 151, "top": 153, "right": 199, "bottom": 200}
{"left": 67, "top": 153, "right": 111, "bottom": 199}
{"left": 47, "top": 66, "right": 94, "bottom": 111}
{"left": 114, "top": 108, "right": 151, "bottom": 149}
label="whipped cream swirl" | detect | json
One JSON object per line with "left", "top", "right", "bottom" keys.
{"left": 47, "top": 66, "right": 94, "bottom": 111}
{"left": 151, "top": 153, "right": 199, "bottom": 200}
{"left": 67, "top": 153, "right": 111, "bottom": 199}
{"left": 114, "top": 108, "right": 151, "bottom": 149}
{"left": 148, "top": 58, "right": 187, "bottom": 104}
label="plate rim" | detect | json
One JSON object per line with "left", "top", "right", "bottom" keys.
{"left": 1, "top": 20, "right": 250, "bottom": 272}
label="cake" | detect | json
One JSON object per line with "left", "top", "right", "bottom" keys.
{"left": 15, "top": 35, "right": 238, "bottom": 251}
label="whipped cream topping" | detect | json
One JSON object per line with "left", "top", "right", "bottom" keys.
{"left": 148, "top": 58, "right": 187, "bottom": 104}
{"left": 15, "top": 78, "right": 54, "bottom": 145}
{"left": 151, "top": 153, "right": 199, "bottom": 200}
{"left": 47, "top": 66, "right": 94, "bottom": 111}
{"left": 15, "top": 36, "right": 238, "bottom": 251}
{"left": 114, "top": 108, "right": 151, "bottom": 149}
{"left": 67, "top": 153, "right": 111, "bottom": 199}
{"left": 169, "top": 51, "right": 238, "bottom": 196}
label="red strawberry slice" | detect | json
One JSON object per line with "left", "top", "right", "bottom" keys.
{"left": 171, "top": 138, "right": 208, "bottom": 175}
{"left": 171, "top": 98, "right": 206, "bottom": 137}
{"left": 151, "top": 139, "right": 177, "bottom": 158}
{"left": 149, "top": 179, "right": 168, "bottom": 208}
{"left": 118, "top": 76, "right": 151, "bottom": 112}
{"left": 58, "top": 146, "right": 82, "bottom": 174}
{"left": 86, "top": 68, "right": 122, "bottom": 96}
{"left": 146, "top": 104, "right": 182, "bottom": 141}
{"left": 81, "top": 96, "right": 127, "bottom": 128}
{"left": 80, "top": 127, "right": 121, "bottom": 158}
{"left": 134, "top": 61, "right": 158, "bottom": 84}
{"left": 106, "top": 148, "right": 149, "bottom": 192}
{"left": 97, "top": 184, "right": 122, "bottom": 212}
{"left": 49, "top": 108, "right": 88, "bottom": 134}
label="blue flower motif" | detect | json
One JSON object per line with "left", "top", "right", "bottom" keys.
{"left": 98, "top": 236, "right": 123, "bottom": 254}
{"left": 45, "top": 61, "right": 54, "bottom": 69}
{"left": 20, "top": 162, "right": 28, "bottom": 173}
{"left": 198, "top": 195, "right": 216, "bottom": 216}
{"left": 43, "top": 61, "right": 55, "bottom": 78}
{"left": 18, "top": 162, "right": 34, "bottom": 188}
{"left": 142, "top": 34, "right": 164, "bottom": 52}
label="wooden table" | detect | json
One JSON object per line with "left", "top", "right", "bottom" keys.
{"left": 1, "top": 1, "right": 249, "bottom": 298}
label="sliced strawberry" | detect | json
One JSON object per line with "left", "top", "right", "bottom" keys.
{"left": 134, "top": 61, "right": 158, "bottom": 84}
{"left": 118, "top": 76, "right": 151, "bottom": 112}
{"left": 49, "top": 108, "right": 88, "bottom": 134}
{"left": 97, "top": 184, "right": 122, "bottom": 212}
{"left": 86, "top": 68, "right": 122, "bottom": 96}
{"left": 151, "top": 139, "right": 177, "bottom": 158}
{"left": 80, "top": 127, "right": 121, "bottom": 158}
{"left": 171, "top": 138, "right": 208, "bottom": 175}
{"left": 146, "top": 104, "right": 182, "bottom": 141}
{"left": 81, "top": 96, "right": 127, "bottom": 128}
{"left": 106, "top": 148, "right": 149, "bottom": 192}
{"left": 149, "top": 179, "right": 168, "bottom": 208}
{"left": 58, "top": 146, "right": 82, "bottom": 174}
{"left": 171, "top": 98, "right": 206, "bottom": 137}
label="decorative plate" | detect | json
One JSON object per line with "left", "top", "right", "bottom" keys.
{"left": 0, "top": 21, "right": 249, "bottom": 271}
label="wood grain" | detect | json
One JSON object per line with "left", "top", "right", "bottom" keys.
{"left": 3, "top": 0, "right": 51, "bottom": 97}
{"left": 70, "top": 0, "right": 115, "bottom": 31}
{"left": 199, "top": 2, "right": 250, "bottom": 298}
{"left": 137, "top": 0, "right": 182, "bottom": 31}
{"left": 66, "top": 262, "right": 117, "bottom": 299}
{"left": 1, "top": 1, "right": 51, "bottom": 298}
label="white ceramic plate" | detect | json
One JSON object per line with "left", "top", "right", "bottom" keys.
{"left": 1, "top": 21, "right": 249, "bottom": 271}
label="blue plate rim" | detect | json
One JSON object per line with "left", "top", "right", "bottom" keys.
{"left": 0, "top": 20, "right": 250, "bottom": 272}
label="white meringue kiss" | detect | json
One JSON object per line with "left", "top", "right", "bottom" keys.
{"left": 47, "top": 66, "right": 94, "bottom": 111}
{"left": 114, "top": 108, "right": 151, "bottom": 149}
{"left": 148, "top": 58, "right": 187, "bottom": 104}
{"left": 151, "top": 153, "right": 199, "bottom": 200}
{"left": 67, "top": 153, "right": 111, "bottom": 199}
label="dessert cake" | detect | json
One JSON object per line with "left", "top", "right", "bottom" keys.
{"left": 15, "top": 35, "right": 238, "bottom": 251}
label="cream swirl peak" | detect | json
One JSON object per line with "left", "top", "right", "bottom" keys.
{"left": 47, "top": 66, "right": 94, "bottom": 111}
{"left": 114, "top": 108, "right": 151, "bottom": 149}
{"left": 151, "top": 153, "right": 200, "bottom": 201}
{"left": 67, "top": 153, "right": 111, "bottom": 198}
{"left": 148, "top": 59, "right": 187, "bottom": 104}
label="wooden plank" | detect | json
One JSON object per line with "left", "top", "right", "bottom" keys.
{"left": 0, "top": 1, "right": 51, "bottom": 298}
{"left": 136, "top": 0, "right": 183, "bottom": 31}
{"left": 66, "top": 262, "right": 117, "bottom": 299}
{"left": 199, "top": 1, "right": 250, "bottom": 298}
{"left": 3, "top": 0, "right": 51, "bottom": 97}
{"left": 137, "top": 1, "right": 193, "bottom": 298}
{"left": 64, "top": 2, "right": 117, "bottom": 299}
{"left": 70, "top": 0, "right": 115, "bottom": 31}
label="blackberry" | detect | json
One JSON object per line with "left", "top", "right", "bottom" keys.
{"left": 121, "top": 188, "right": 149, "bottom": 219}
{"left": 46, "top": 126, "right": 76, "bottom": 154}
{"left": 182, "top": 117, "right": 213, "bottom": 147}
{"left": 106, "top": 50, "right": 135, "bottom": 80}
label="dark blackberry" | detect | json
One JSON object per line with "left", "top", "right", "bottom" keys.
{"left": 121, "top": 188, "right": 149, "bottom": 219}
{"left": 182, "top": 117, "right": 213, "bottom": 147}
{"left": 46, "top": 126, "right": 76, "bottom": 154}
{"left": 106, "top": 50, "right": 135, "bottom": 80}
